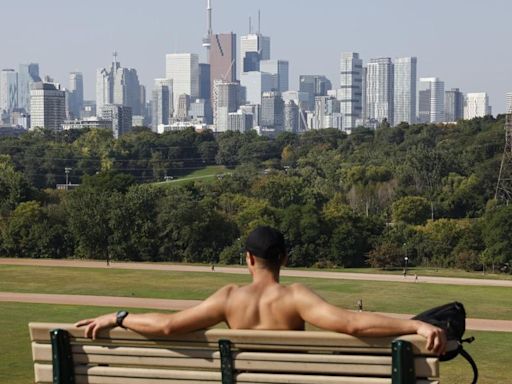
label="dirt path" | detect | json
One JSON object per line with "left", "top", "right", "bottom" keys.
{"left": 1, "top": 258, "right": 512, "bottom": 287}
{"left": 2, "top": 291, "right": 510, "bottom": 332}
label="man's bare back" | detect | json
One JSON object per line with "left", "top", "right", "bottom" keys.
{"left": 224, "top": 282, "right": 305, "bottom": 330}
{"left": 76, "top": 226, "right": 447, "bottom": 356}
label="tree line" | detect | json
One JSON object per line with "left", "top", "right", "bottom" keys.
{"left": 0, "top": 117, "right": 511, "bottom": 273}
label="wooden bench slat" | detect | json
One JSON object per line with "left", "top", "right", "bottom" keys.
{"left": 30, "top": 322, "right": 442, "bottom": 355}
{"left": 32, "top": 342, "right": 439, "bottom": 379}
{"left": 30, "top": 323, "right": 442, "bottom": 355}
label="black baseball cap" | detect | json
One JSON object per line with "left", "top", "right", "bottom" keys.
{"left": 245, "top": 226, "right": 286, "bottom": 260}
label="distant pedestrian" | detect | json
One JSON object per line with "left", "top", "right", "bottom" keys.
{"left": 415, "top": 274, "right": 418, "bottom": 282}
{"left": 211, "top": 264, "right": 215, "bottom": 272}
{"left": 403, "top": 269, "right": 406, "bottom": 278}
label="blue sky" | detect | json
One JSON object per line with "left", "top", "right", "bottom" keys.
{"left": 2, "top": 0, "right": 511, "bottom": 112}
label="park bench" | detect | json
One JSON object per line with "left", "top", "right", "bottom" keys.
{"left": 29, "top": 322, "right": 447, "bottom": 384}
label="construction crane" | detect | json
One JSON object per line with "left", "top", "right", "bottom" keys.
{"left": 495, "top": 108, "right": 512, "bottom": 204}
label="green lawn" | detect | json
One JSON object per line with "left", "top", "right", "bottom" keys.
{"left": 0, "top": 302, "right": 507, "bottom": 384}
{"left": 1, "top": 265, "right": 511, "bottom": 320}
{"left": 316, "top": 266, "right": 512, "bottom": 280}
{"left": 153, "top": 165, "right": 228, "bottom": 187}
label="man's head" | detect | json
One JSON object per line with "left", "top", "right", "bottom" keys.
{"left": 245, "top": 226, "right": 287, "bottom": 272}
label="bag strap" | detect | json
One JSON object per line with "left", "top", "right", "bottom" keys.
{"left": 459, "top": 347, "right": 479, "bottom": 384}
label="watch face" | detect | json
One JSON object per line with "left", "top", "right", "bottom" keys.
{"left": 116, "top": 311, "right": 128, "bottom": 326}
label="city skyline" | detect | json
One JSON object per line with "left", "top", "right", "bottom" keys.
{"left": 1, "top": 0, "right": 511, "bottom": 113}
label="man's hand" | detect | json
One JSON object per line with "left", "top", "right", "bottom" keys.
{"left": 415, "top": 321, "right": 447, "bottom": 356}
{"left": 75, "top": 313, "right": 117, "bottom": 340}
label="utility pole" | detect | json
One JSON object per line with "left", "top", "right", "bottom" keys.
{"left": 64, "top": 167, "right": 72, "bottom": 190}
{"left": 495, "top": 112, "right": 512, "bottom": 204}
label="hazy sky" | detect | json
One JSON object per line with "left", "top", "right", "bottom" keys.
{"left": 2, "top": 0, "right": 511, "bottom": 112}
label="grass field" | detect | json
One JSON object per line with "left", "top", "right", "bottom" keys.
{"left": 315, "top": 266, "right": 512, "bottom": 280}
{"left": 1, "top": 265, "right": 511, "bottom": 321}
{"left": 153, "top": 165, "right": 228, "bottom": 187}
{"left": 0, "top": 301, "right": 508, "bottom": 384}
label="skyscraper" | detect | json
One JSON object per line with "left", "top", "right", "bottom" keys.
{"left": 419, "top": 78, "right": 445, "bottom": 123}
{"left": 209, "top": 33, "right": 237, "bottom": 95}
{"left": 240, "top": 71, "right": 273, "bottom": 105}
{"left": 261, "top": 91, "right": 284, "bottom": 131}
{"left": 299, "top": 75, "right": 332, "bottom": 112}
{"left": 213, "top": 81, "right": 240, "bottom": 132}
{"left": 96, "top": 55, "right": 142, "bottom": 116}
{"left": 240, "top": 33, "right": 271, "bottom": 73}
{"left": 199, "top": 63, "right": 211, "bottom": 101}
{"left": 30, "top": 82, "right": 66, "bottom": 130}
{"left": 100, "top": 104, "right": 132, "bottom": 138}
{"left": 113, "top": 67, "right": 142, "bottom": 116}
{"left": 18, "top": 63, "right": 41, "bottom": 113}
{"left": 284, "top": 100, "right": 299, "bottom": 133}
{"left": 0, "top": 69, "right": 18, "bottom": 116}
{"left": 366, "top": 58, "right": 394, "bottom": 126}
{"left": 260, "top": 60, "right": 289, "bottom": 92}
{"left": 68, "top": 72, "right": 84, "bottom": 119}
{"left": 152, "top": 78, "right": 173, "bottom": 131}
{"left": 165, "top": 53, "right": 199, "bottom": 114}
{"left": 445, "top": 88, "right": 464, "bottom": 122}
{"left": 227, "top": 111, "right": 253, "bottom": 132}
{"left": 464, "top": 93, "right": 490, "bottom": 119}
{"left": 338, "top": 52, "right": 363, "bottom": 130}
{"left": 393, "top": 57, "right": 417, "bottom": 125}
{"left": 176, "top": 94, "right": 191, "bottom": 121}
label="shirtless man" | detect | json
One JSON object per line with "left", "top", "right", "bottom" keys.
{"left": 76, "top": 226, "right": 447, "bottom": 355}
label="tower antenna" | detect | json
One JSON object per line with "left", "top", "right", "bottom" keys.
{"left": 258, "top": 9, "right": 261, "bottom": 34}
{"left": 249, "top": 16, "right": 252, "bottom": 34}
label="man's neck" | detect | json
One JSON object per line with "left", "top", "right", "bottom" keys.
{"left": 251, "top": 267, "right": 280, "bottom": 285}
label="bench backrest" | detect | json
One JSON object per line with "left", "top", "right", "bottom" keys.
{"left": 29, "top": 322, "right": 442, "bottom": 384}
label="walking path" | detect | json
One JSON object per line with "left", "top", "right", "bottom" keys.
{"left": 2, "top": 291, "right": 510, "bottom": 332}
{"left": 2, "top": 258, "right": 512, "bottom": 287}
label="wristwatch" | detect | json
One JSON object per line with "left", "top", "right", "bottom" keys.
{"left": 116, "top": 310, "right": 129, "bottom": 328}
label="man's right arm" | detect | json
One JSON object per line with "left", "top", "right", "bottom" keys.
{"left": 75, "top": 284, "right": 236, "bottom": 339}
{"left": 292, "top": 284, "right": 446, "bottom": 355}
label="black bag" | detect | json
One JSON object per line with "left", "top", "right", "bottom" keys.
{"left": 413, "top": 302, "right": 478, "bottom": 384}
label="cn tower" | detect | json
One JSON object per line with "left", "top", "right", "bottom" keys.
{"left": 202, "top": 0, "right": 213, "bottom": 62}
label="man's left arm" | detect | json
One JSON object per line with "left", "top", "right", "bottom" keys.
{"left": 75, "top": 284, "right": 235, "bottom": 339}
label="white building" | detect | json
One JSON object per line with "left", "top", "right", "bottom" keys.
{"left": 165, "top": 53, "right": 199, "bottom": 114}
{"left": 464, "top": 92, "right": 491, "bottom": 119}
{"left": 393, "top": 57, "right": 417, "bottom": 125}
{"left": 338, "top": 52, "right": 363, "bottom": 131}
{"left": 30, "top": 82, "right": 66, "bottom": 130}
{"left": 68, "top": 72, "right": 83, "bottom": 119}
{"left": 505, "top": 92, "right": 512, "bottom": 114}
{"left": 260, "top": 60, "right": 289, "bottom": 92}
{"left": 0, "top": 69, "right": 18, "bottom": 115}
{"left": 240, "top": 71, "right": 273, "bottom": 105}
{"left": 419, "top": 77, "right": 445, "bottom": 123}
{"left": 152, "top": 78, "right": 173, "bottom": 131}
{"left": 366, "top": 58, "right": 394, "bottom": 126}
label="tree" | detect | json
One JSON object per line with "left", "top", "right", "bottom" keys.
{"left": 367, "top": 242, "right": 403, "bottom": 269}
{"left": 0, "top": 155, "right": 33, "bottom": 215}
{"left": 66, "top": 188, "right": 114, "bottom": 262}
{"left": 482, "top": 205, "right": 512, "bottom": 270}
{"left": 392, "top": 196, "right": 431, "bottom": 225}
